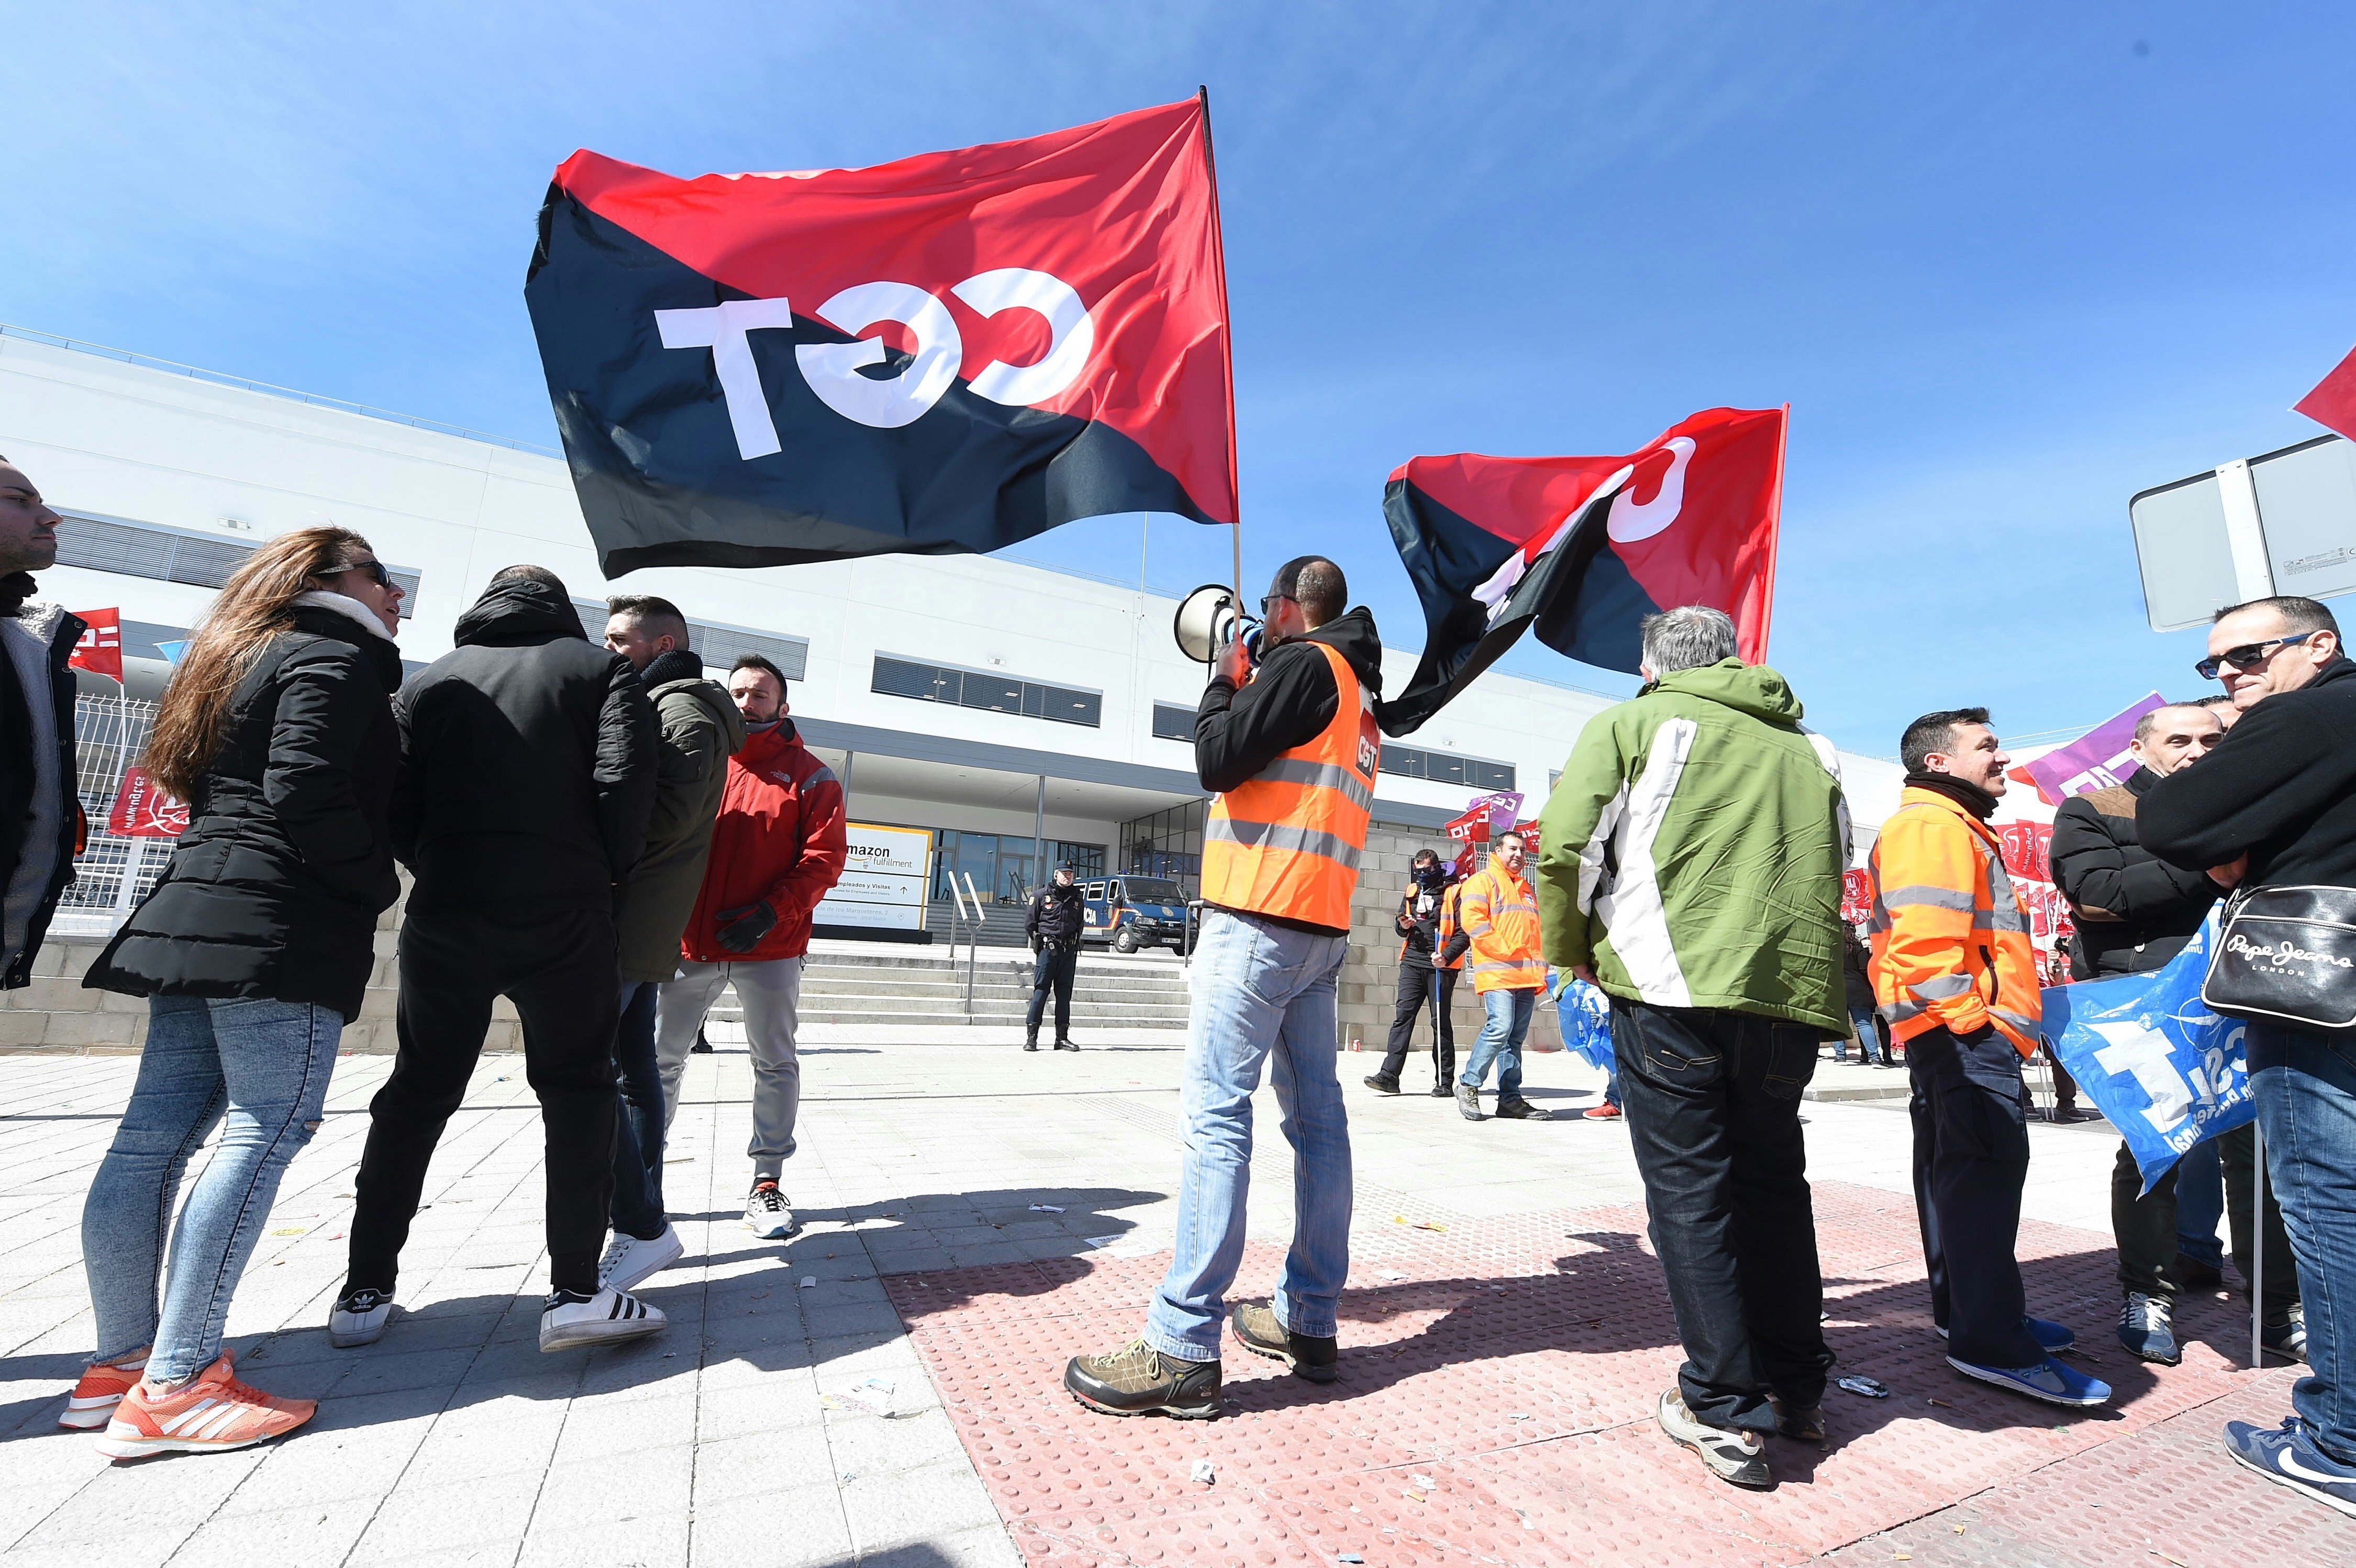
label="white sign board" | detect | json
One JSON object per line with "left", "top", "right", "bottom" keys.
{"left": 815, "top": 822, "right": 931, "bottom": 932}
{"left": 2130, "top": 433, "right": 2355, "bottom": 631}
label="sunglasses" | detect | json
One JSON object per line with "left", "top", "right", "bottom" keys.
{"left": 339, "top": 559, "right": 392, "bottom": 589}
{"left": 2195, "top": 631, "right": 2311, "bottom": 681}
{"left": 1260, "top": 592, "right": 1295, "bottom": 618}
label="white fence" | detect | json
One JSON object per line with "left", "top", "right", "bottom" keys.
{"left": 52, "top": 694, "right": 173, "bottom": 940}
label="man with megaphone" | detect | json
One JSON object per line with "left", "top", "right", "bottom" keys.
{"left": 1065, "top": 555, "right": 1385, "bottom": 1417}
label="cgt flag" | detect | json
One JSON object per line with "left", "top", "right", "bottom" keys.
{"left": 1376, "top": 407, "right": 1786, "bottom": 736}
{"left": 526, "top": 98, "right": 1238, "bottom": 579}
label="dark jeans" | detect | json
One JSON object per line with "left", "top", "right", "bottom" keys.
{"left": 348, "top": 906, "right": 621, "bottom": 1297}
{"left": 2042, "top": 1042, "right": 2080, "bottom": 1116}
{"left": 2249, "top": 1018, "right": 2356, "bottom": 1464}
{"left": 1027, "top": 943, "right": 1077, "bottom": 1038}
{"left": 1908, "top": 1025, "right": 2043, "bottom": 1368}
{"left": 2113, "top": 1123, "right": 2296, "bottom": 1314}
{"left": 1377, "top": 962, "right": 1457, "bottom": 1083}
{"left": 609, "top": 979, "right": 666, "bottom": 1239}
{"left": 1613, "top": 998, "right": 1833, "bottom": 1436}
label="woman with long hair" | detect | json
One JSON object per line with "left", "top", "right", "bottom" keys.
{"left": 62, "top": 525, "right": 405, "bottom": 1458}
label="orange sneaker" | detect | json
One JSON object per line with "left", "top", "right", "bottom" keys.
{"left": 95, "top": 1350, "right": 315, "bottom": 1460}
{"left": 58, "top": 1354, "right": 147, "bottom": 1430}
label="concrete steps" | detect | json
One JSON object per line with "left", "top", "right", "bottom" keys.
{"left": 714, "top": 946, "right": 1193, "bottom": 1029}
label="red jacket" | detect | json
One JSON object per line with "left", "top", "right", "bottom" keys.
{"left": 679, "top": 721, "right": 848, "bottom": 963}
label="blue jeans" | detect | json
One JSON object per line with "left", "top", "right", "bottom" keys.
{"left": 1838, "top": 1007, "right": 1888, "bottom": 1065}
{"left": 609, "top": 980, "right": 666, "bottom": 1238}
{"left": 1461, "top": 987, "right": 1537, "bottom": 1098}
{"left": 1146, "top": 908, "right": 1351, "bottom": 1361}
{"left": 2175, "top": 1137, "right": 2227, "bottom": 1269}
{"left": 2249, "top": 1019, "right": 2356, "bottom": 1464}
{"left": 84, "top": 996, "right": 340, "bottom": 1382}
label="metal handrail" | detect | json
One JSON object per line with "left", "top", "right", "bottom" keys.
{"left": 960, "top": 874, "right": 984, "bottom": 1021}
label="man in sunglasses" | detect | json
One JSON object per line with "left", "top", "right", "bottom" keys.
{"left": 2142, "top": 595, "right": 2356, "bottom": 1515}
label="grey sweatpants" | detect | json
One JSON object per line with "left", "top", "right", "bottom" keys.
{"left": 655, "top": 957, "right": 804, "bottom": 1179}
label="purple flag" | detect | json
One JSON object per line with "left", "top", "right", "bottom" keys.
{"left": 2014, "top": 693, "right": 2165, "bottom": 806}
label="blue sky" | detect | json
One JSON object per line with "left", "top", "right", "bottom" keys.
{"left": 7, "top": 2, "right": 2352, "bottom": 753}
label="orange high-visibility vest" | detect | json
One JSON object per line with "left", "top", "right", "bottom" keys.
{"left": 1460, "top": 862, "right": 1547, "bottom": 994}
{"left": 1868, "top": 787, "right": 2043, "bottom": 1058}
{"left": 1201, "top": 641, "right": 1379, "bottom": 931}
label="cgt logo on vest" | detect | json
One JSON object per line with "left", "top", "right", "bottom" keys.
{"left": 656, "top": 269, "right": 1095, "bottom": 457}
{"left": 1355, "top": 690, "right": 1381, "bottom": 777}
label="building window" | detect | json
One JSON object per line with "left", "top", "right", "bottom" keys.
{"left": 1151, "top": 702, "right": 1194, "bottom": 741}
{"left": 871, "top": 654, "right": 1101, "bottom": 728}
{"left": 59, "top": 511, "right": 421, "bottom": 618}
{"left": 1380, "top": 743, "right": 1515, "bottom": 793}
{"left": 576, "top": 601, "right": 809, "bottom": 681}
{"left": 1121, "top": 800, "right": 1206, "bottom": 897}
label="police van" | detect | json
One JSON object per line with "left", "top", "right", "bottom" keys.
{"left": 1081, "top": 876, "right": 1192, "bottom": 953}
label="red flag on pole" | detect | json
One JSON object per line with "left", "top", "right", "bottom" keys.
{"left": 69, "top": 608, "right": 123, "bottom": 682}
{"left": 2294, "top": 343, "right": 2356, "bottom": 442}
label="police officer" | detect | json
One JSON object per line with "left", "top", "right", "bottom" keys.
{"left": 1064, "top": 557, "right": 1383, "bottom": 1415}
{"left": 1023, "top": 863, "right": 1085, "bottom": 1052}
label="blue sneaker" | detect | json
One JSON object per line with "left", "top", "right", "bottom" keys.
{"left": 1946, "top": 1353, "right": 2110, "bottom": 1407}
{"left": 2224, "top": 1418, "right": 2356, "bottom": 1519}
{"left": 2116, "top": 1293, "right": 2181, "bottom": 1365}
{"left": 1937, "top": 1315, "right": 2076, "bottom": 1353}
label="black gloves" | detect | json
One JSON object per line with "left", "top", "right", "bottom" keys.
{"left": 716, "top": 900, "right": 778, "bottom": 954}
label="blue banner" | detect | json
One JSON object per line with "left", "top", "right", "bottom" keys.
{"left": 1550, "top": 973, "right": 1616, "bottom": 1073}
{"left": 2041, "top": 912, "right": 2252, "bottom": 1193}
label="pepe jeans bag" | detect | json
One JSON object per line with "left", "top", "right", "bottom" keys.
{"left": 2201, "top": 884, "right": 2356, "bottom": 1031}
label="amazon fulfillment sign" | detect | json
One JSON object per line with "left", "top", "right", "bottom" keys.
{"left": 815, "top": 822, "right": 933, "bottom": 935}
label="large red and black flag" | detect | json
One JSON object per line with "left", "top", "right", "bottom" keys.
{"left": 1376, "top": 406, "right": 1785, "bottom": 736}
{"left": 525, "top": 98, "right": 1237, "bottom": 579}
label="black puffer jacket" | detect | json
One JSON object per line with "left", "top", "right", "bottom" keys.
{"left": 2, "top": 594, "right": 83, "bottom": 988}
{"left": 1026, "top": 879, "right": 1084, "bottom": 948}
{"left": 389, "top": 579, "right": 657, "bottom": 913}
{"left": 2050, "top": 764, "right": 2219, "bottom": 980}
{"left": 2144, "top": 657, "right": 2356, "bottom": 894}
{"left": 84, "top": 599, "right": 404, "bottom": 1019}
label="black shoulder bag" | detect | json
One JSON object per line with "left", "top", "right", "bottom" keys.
{"left": 2202, "top": 885, "right": 2356, "bottom": 1031}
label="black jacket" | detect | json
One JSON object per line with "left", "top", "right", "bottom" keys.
{"left": 1194, "top": 608, "right": 1384, "bottom": 793}
{"left": 2, "top": 596, "right": 84, "bottom": 988}
{"left": 2143, "top": 657, "right": 2356, "bottom": 894}
{"left": 2050, "top": 764, "right": 2219, "bottom": 980}
{"left": 1395, "top": 882, "right": 1443, "bottom": 966}
{"left": 390, "top": 579, "right": 657, "bottom": 913}
{"left": 1841, "top": 931, "right": 1877, "bottom": 1011}
{"left": 1025, "top": 880, "right": 1084, "bottom": 948}
{"left": 84, "top": 601, "right": 404, "bottom": 1019}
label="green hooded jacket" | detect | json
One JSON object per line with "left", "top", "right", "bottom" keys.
{"left": 1533, "top": 659, "right": 1850, "bottom": 1034}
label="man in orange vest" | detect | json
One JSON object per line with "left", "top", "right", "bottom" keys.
{"left": 1871, "top": 707, "right": 2109, "bottom": 1410}
{"left": 1454, "top": 829, "right": 1551, "bottom": 1121}
{"left": 1065, "top": 557, "right": 1382, "bottom": 1418}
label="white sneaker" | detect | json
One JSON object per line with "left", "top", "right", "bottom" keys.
{"left": 329, "top": 1287, "right": 393, "bottom": 1348}
{"left": 598, "top": 1224, "right": 684, "bottom": 1293}
{"left": 539, "top": 1287, "right": 666, "bottom": 1352}
{"left": 743, "top": 1181, "right": 797, "bottom": 1239}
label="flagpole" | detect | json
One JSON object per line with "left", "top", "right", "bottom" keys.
{"left": 1197, "top": 84, "right": 1243, "bottom": 602}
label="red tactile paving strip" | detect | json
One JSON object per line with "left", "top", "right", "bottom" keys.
{"left": 885, "top": 1182, "right": 2355, "bottom": 1567}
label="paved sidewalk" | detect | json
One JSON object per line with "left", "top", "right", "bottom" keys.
{"left": 1, "top": 1028, "right": 2339, "bottom": 1566}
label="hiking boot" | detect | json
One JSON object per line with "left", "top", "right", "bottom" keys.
{"left": 1768, "top": 1394, "right": 1826, "bottom": 1445}
{"left": 2117, "top": 1292, "right": 2181, "bottom": 1364}
{"left": 1657, "top": 1389, "right": 1771, "bottom": 1489}
{"left": 1231, "top": 1303, "right": 1338, "bottom": 1384}
{"left": 1455, "top": 1084, "right": 1484, "bottom": 1121}
{"left": 2264, "top": 1305, "right": 2309, "bottom": 1364}
{"left": 1024, "top": 1031, "right": 1039, "bottom": 1052}
{"left": 1494, "top": 1097, "right": 1550, "bottom": 1120}
{"left": 1363, "top": 1073, "right": 1401, "bottom": 1094}
{"left": 1063, "top": 1339, "right": 1222, "bottom": 1418}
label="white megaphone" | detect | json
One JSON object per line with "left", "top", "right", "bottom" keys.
{"left": 1173, "top": 583, "right": 1260, "bottom": 665}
